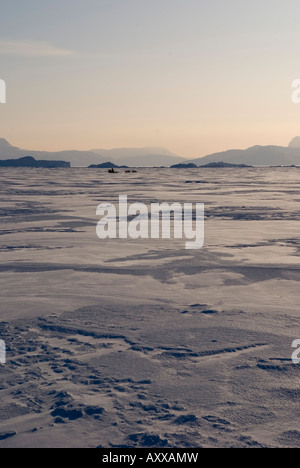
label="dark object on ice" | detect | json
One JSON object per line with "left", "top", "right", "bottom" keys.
{"left": 201, "top": 309, "right": 218, "bottom": 315}
{"left": 0, "top": 156, "right": 70, "bottom": 168}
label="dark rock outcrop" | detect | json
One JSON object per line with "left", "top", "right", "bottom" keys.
{"left": 171, "top": 163, "right": 197, "bottom": 168}
{"left": 0, "top": 156, "right": 70, "bottom": 168}
{"left": 199, "top": 161, "right": 251, "bottom": 168}
{"left": 89, "top": 161, "right": 128, "bottom": 169}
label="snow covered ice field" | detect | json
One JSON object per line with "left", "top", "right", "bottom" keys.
{"left": 0, "top": 166, "right": 299, "bottom": 448}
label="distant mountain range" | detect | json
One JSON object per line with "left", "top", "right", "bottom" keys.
{"left": 0, "top": 139, "right": 185, "bottom": 167}
{"left": 1, "top": 137, "right": 300, "bottom": 167}
{"left": 172, "top": 161, "right": 251, "bottom": 169}
{"left": 90, "top": 147, "right": 185, "bottom": 167}
{"left": 0, "top": 138, "right": 103, "bottom": 167}
{"left": 186, "top": 141, "right": 300, "bottom": 166}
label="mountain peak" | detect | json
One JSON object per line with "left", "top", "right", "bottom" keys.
{"left": 288, "top": 136, "right": 300, "bottom": 148}
{"left": 0, "top": 138, "right": 13, "bottom": 147}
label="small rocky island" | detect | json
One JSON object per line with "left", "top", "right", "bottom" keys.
{"left": 199, "top": 161, "right": 252, "bottom": 168}
{"left": 171, "top": 163, "right": 198, "bottom": 168}
{"left": 88, "top": 162, "right": 128, "bottom": 169}
{"left": 0, "top": 156, "right": 70, "bottom": 168}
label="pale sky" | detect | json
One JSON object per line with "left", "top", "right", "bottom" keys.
{"left": 1, "top": 0, "right": 300, "bottom": 158}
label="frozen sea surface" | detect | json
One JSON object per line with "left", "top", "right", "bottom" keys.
{"left": 0, "top": 166, "right": 299, "bottom": 447}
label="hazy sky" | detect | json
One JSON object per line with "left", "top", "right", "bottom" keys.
{"left": 1, "top": 0, "right": 300, "bottom": 158}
